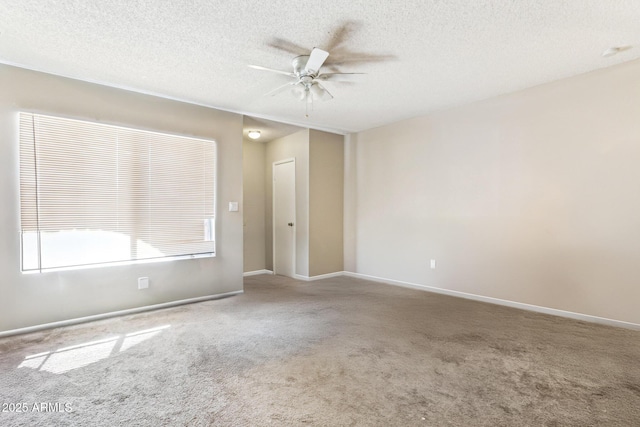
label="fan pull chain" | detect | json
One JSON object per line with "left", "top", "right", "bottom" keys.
{"left": 305, "top": 89, "right": 312, "bottom": 117}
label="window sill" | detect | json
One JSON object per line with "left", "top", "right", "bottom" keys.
{"left": 21, "top": 252, "right": 216, "bottom": 274}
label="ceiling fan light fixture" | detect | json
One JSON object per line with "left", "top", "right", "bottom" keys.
{"left": 291, "top": 85, "right": 303, "bottom": 97}
{"left": 298, "top": 86, "right": 308, "bottom": 101}
{"left": 247, "top": 130, "right": 261, "bottom": 139}
{"left": 309, "top": 83, "right": 324, "bottom": 100}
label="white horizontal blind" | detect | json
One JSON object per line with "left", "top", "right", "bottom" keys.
{"left": 19, "top": 112, "right": 216, "bottom": 272}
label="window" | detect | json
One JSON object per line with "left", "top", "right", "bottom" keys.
{"left": 19, "top": 113, "right": 216, "bottom": 272}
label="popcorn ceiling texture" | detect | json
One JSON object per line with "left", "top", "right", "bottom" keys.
{"left": 0, "top": 1, "right": 640, "bottom": 133}
{"left": 0, "top": 275, "right": 639, "bottom": 426}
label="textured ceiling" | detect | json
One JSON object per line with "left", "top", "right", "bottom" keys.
{"left": 1, "top": 1, "right": 640, "bottom": 134}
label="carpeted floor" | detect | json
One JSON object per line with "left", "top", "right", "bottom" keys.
{"left": 0, "top": 274, "right": 639, "bottom": 426}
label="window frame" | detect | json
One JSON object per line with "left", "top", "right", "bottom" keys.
{"left": 18, "top": 112, "right": 218, "bottom": 273}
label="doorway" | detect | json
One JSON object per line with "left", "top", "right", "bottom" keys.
{"left": 273, "top": 159, "right": 296, "bottom": 277}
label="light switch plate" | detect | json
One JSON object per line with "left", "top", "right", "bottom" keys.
{"left": 229, "top": 202, "right": 239, "bottom": 212}
{"left": 138, "top": 277, "right": 149, "bottom": 289}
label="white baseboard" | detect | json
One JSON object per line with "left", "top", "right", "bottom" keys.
{"left": 243, "top": 269, "right": 274, "bottom": 277}
{"left": 0, "top": 290, "right": 244, "bottom": 338}
{"left": 9, "top": 271, "right": 635, "bottom": 337}
{"left": 294, "top": 271, "right": 345, "bottom": 281}
{"left": 343, "top": 272, "right": 640, "bottom": 331}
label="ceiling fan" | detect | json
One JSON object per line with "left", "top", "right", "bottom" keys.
{"left": 249, "top": 47, "right": 364, "bottom": 110}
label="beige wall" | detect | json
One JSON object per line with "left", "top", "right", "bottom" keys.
{"left": 309, "top": 130, "right": 344, "bottom": 276}
{"left": 343, "top": 133, "right": 358, "bottom": 272}
{"left": 0, "top": 64, "right": 244, "bottom": 333}
{"left": 242, "top": 137, "right": 266, "bottom": 272}
{"left": 345, "top": 59, "right": 640, "bottom": 324}
{"left": 265, "top": 130, "right": 310, "bottom": 275}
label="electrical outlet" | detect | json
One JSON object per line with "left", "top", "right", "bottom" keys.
{"left": 430, "top": 259, "right": 436, "bottom": 269}
{"left": 138, "top": 277, "right": 149, "bottom": 290}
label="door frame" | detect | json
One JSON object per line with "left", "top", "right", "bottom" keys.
{"left": 272, "top": 158, "right": 296, "bottom": 276}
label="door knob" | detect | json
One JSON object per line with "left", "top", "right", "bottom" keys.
{"left": 288, "top": 222, "right": 294, "bottom": 227}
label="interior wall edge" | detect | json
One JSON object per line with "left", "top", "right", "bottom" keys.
{"left": 243, "top": 270, "right": 274, "bottom": 277}
{"left": 293, "top": 271, "right": 345, "bottom": 282}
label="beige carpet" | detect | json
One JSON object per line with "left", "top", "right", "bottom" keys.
{"left": 0, "top": 274, "right": 639, "bottom": 426}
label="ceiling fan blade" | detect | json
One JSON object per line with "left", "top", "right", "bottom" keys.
{"left": 248, "top": 64, "right": 296, "bottom": 77}
{"left": 316, "top": 83, "right": 333, "bottom": 100}
{"left": 267, "top": 38, "right": 309, "bottom": 56}
{"left": 321, "top": 80, "right": 356, "bottom": 86}
{"left": 305, "top": 48, "right": 329, "bottom": 73}
{"left": 324, "top": 21, "right": 359, "bottom": 52}
{"left": 264, "top": 81, "right": 297, "bottom": 97}
{"left": 316, "top": 72, "right": 366, "bottom": 80}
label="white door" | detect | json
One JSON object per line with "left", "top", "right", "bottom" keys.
{"left": 273, "top": 159, "right": 296, "bottom": 277}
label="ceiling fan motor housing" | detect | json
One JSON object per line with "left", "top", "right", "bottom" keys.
{"left": 292, "top": 55, "right": 312, "bottom": 76}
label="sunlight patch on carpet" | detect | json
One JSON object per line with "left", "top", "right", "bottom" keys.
{"left": 17, "top": 325, "right": 171, "bottom": 374}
